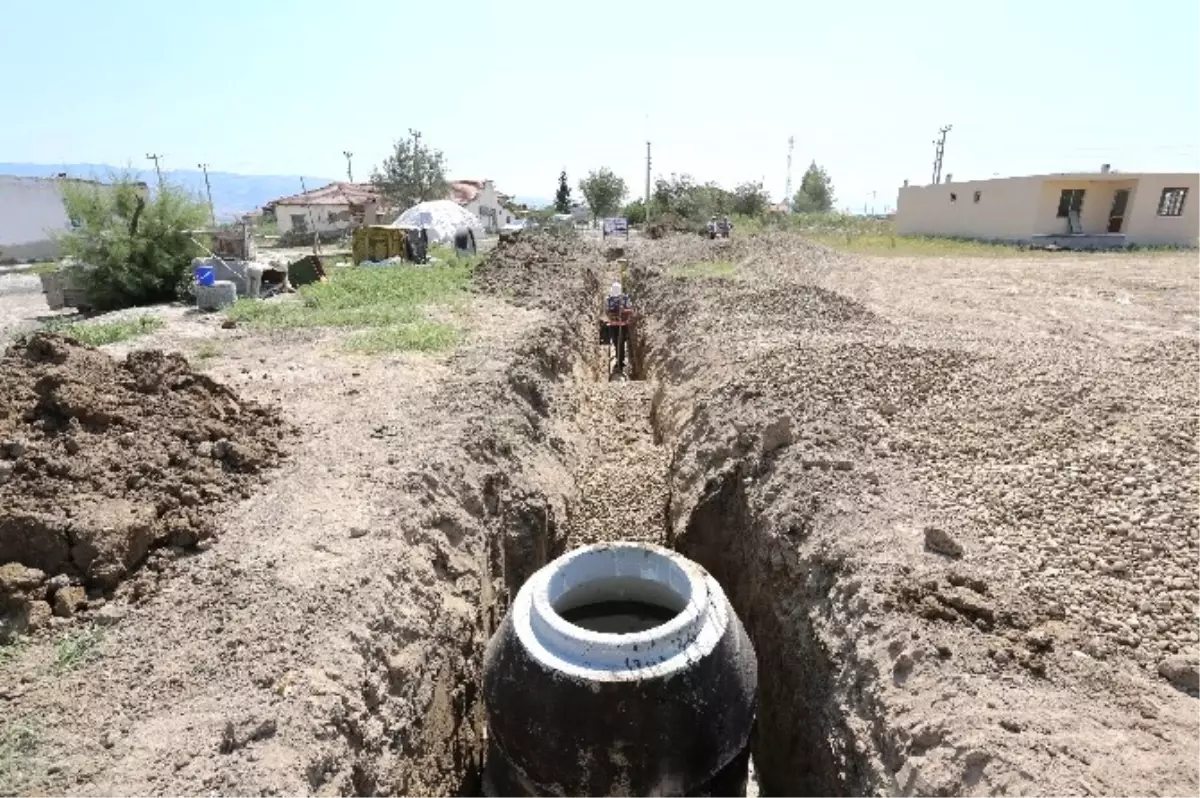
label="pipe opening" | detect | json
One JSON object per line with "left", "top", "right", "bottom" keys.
{"left": 546, "top": 548, "right": 692, "bottom": 636}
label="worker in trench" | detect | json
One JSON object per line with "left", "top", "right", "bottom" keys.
{"left": 603, "top": 280, "right": 635, "bottom": 379}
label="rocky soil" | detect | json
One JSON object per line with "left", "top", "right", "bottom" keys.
{"left": 631, "top": 234, "right": 1199, "bottom": 796}
{"left": 0, "top": 232, "right": 1196, "bottom": 797}
{"left": 1, "top": 333, "right": 288, "bottom": 643}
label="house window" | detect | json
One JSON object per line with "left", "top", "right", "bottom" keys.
{"left": 973, "top": 191, "right": 982, "bottom": 203}
{"left": 1157, "top": 187, "right": 1188, "bottom": 217}
{"left": 290, "top": 214, "right": 308, "bottom": 232}
{"left": 949, "top": 192, "right": 957, "bottom": 202}
{"left": 1056, "top": 189, "right": 1085, "bottom": 218}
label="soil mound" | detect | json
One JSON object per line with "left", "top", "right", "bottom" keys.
{"left": 0, "top": 333, "right": 289, "bottom": 595}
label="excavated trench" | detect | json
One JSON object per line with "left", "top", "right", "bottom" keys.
{"left": 408, "top": 257, "right": 872, "bottom": 797}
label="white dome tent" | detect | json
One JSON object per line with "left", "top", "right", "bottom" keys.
{"left": 390, "top": 200, "right": 482, "bottom": 246}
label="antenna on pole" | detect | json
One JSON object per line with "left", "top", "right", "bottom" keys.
{"left": 145, "top": 153, "right": 164, "bottom": 188}
{"left": 342, "top": 150, "right": 354, "bottom": 183}
{"left": 931, "top": 125, "right": 952, "bottom": 185}
{"left": 197, "top": 163, "right": 215, "bottom": 224}
{"left": 784, "top": 135, "right": 795, "bottom": 205}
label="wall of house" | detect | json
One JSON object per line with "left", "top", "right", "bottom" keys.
{"left": 1123, "top": 173, "right": 1200, "bottom": 247}
{"left": 1032, "top": 178, "right": 1140, "bottom": 236}
{"left": 0, "top": 175, "right": 74, "bottom": 262}
{"left": 462, "top": 181, "right": 513, "bottom": 231}
{"left": 274, "top": 203, "right": 353, "bottom": 234}
{"left": 895, "top": 177, "right": 1042, "bottom": 240}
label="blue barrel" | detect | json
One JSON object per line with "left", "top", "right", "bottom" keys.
{"left": 194, "top": 264, "right": 215, "bottom": 287}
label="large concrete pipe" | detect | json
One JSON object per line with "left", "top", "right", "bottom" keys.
{"left": 483, "top": 542, "right": 757, "bottom": 797}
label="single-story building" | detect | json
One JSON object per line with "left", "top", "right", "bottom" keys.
{"left": 896, "top": 170, "right": 1199, "bottom": 248}
{"left": 267, "top": 182, "right": 382, "bottom": 235}
{"left": 0, "top": 175, "right": 149, "bottom": 263}
{"left": 449, "top": 179, "right": 515, "bottom": 231}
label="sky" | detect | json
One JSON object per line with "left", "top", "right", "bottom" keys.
{"left": 1, "top": 0, "right": 1197, "bottom": 212}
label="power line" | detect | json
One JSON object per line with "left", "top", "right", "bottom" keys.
{"left": 931, "top": 125, "right": 952, "bottom": 185}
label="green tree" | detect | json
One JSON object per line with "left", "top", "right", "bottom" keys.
{"left": 622, "top": 199, "right": 647, "bottom": 225}
{"left": 554, "top": 170, "right": 572, "bottom": 213}
{"left": 57, "top": 173, "right": 209, "bottom": 311}
{"left": 370, "top": 129, "right": 449, "bottom": 209}
{"left": 792, "top": 162, "right": 835, "bottom": 213}
{"left": 578, "top": 168, "right": 627, "bottom": 222}
{"left": 732, "top": 180, "right": 770, "bottom": 216}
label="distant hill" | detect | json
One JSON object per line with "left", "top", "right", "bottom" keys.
{"left": 0, "top": 163, "right": 336, "bottom": 221}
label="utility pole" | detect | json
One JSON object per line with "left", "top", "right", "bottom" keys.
{"left": 645, "top": 141, "right": 652, "bottom": 221}
{"left": 342, "top": 150, "right": 354, "bottom": 183}
{"left": 411, "top": 129, "right": 422, "bottom": 201}
{"left": 931, "top": 125, "right": 952, "bottom": 185}
{"left": 145, "top": 153, "right": 164, "bottom": 188}
{"left": 784, "top": 135, "right": 795, "bottom": 206}
{"left": 197, "top": 163, "right": 216, "bottom": 224}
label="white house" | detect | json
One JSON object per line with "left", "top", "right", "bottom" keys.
{"left": 0, "top": 175, "right": 146, "bottom": 263}
{"left": 896, "top": 170, "right": 1199, "bottom": 248}
{"left": 448, "top": 179, "right": 515, "bottom": 232}
{"left": 266, "top": 182, "right": 382, "bottom": 235}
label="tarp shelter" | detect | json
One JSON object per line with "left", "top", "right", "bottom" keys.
{"left": 390, "top": 200, "right": 482, "bottom": 245}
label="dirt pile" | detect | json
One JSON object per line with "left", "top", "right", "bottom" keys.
{"left": 0, "top": 333, "right": 288, "bottom": 640}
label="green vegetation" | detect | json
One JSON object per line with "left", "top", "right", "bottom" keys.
{"left": 792, "top": 162, "right": 836, "bottom": 212}
{"left": 0, "top": 715, "right": 39, "bottom": 795}
{"left": 52, "top": 625, "right": 105, "bottom": 675}
{"left": 371, "top": 129, "right": 449, "bottom": 208}
{"left": 44, "top": 314, "right": 164, "bottom": 346}
{"left": 554, "top": 170, "right": 572, "bottom": 213}
{"left": 226, "top": 252, "right": 478, "bottom": 353}
{"left": 783, "top": 214, "right": 1027, "bottom": 256}
{"left": 671, "top": 260, "right": 738, "bottom": 279}
{"left": 57, "top": 173, "right": 209, "bottom": 311}
{"left": 191, "top": 339, "right": 222, "bottom": 368}
{"left": 578, "top": 168, "right": 628, "bottom": 221}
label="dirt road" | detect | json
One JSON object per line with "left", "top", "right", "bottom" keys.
{"left": 1, "top": 233, "right": 1196, "bottom": 797}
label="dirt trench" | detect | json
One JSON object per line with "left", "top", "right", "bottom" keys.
{"left": 447, "top": 246, "right": 866, "bottom": 797}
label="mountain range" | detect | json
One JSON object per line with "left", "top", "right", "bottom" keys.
{"left": 1, "top": 163, "right": 553, "bottom": 219}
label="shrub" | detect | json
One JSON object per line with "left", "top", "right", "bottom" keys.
{"left": 56, "top": 174, "right": 209, "bottom": 311}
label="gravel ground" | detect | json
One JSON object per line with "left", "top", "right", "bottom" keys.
{"left": 632, "top": 234, "right": 1199, "bottom": 796}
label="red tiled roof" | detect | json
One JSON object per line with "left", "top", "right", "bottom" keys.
{"left": 448, "top": 179, "right": 489, "bottom": 206}
{"left": 270, "top": 182, "right": 379, "bottom": 207}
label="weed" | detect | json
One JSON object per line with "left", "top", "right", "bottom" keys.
{"left": 226, "top": 257, "right": 477, "bottom": 353}
{"left": 806, "top": 232, "right": 1028, "bottom": 257}
{"left": 345, "top": 321, "right": 460, "bottom": 353}
{"left": 43, "top": 314, "right": 163, "bottom": 346}
{"left": 671, "top": 261, "right": 738, "bottom": 279}
{"left": 0, "top": 639, "right": 27, "bottom": 671}
{"left": 191, "top": 339, "right": 222, "bottom": 368}
{"left": 52, "top": 625, "right": 105, "bottom": 675}
{"left": 0, "top": 715, "right": 39, "bottom": 794}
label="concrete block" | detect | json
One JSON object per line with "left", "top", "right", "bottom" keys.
{"left": 196, "top": 280, "right": 238, "bottom": 312}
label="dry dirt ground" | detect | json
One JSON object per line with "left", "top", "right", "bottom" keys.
{"left": 1, "top": 234, "right": 1197, "bottom": 797}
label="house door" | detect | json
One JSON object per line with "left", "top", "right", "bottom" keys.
{"left": 1108, "top": 189, "right": 1130, "bottom": 233}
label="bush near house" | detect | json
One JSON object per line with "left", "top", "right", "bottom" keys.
{"left": 56, "top": 175, "right": 209, "bottom": 311}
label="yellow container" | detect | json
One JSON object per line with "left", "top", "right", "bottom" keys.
{"left": 352, "top": 226, "right": 409, "bottom": 264}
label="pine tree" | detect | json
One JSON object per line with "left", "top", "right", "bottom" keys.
{"left": 554, "top": 171, "right": 572, "bottom": 213}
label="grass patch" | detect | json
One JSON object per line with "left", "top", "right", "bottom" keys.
{"left": 43, "top": 314, "right": 163, "bottom": 345}
{"left": 27, "top": 261, "right": 60, "bottom": 275}
{"left": 51, "top": 625, "right": 105, "bottom": 675}
{"left": 191, "top": 339, "right": 222, "bottom": 368}
{"left": 806, "top": 232, "right": 1027, "bottom": 257}
{"left": 345, "top": 320, "right": 460, "bottom": 353}
{"left": 226, "top": 253, "right": 478, "bottom": 353}
{"left": 0, "top": 639, "right": 27, "bottom": 671}
{"left": 672, "top": 260, "right": 738, "bottom": 279}
{"left": 0, "top": 715, "right": 39, "bottom": 795}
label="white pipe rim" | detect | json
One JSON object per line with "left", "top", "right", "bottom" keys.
{"left": 512, "top": 542, "right": 730, "bottom": 683}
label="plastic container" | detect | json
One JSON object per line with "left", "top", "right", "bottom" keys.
{"left": 194, "top": 264, "right": 216, "bottom": 287}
